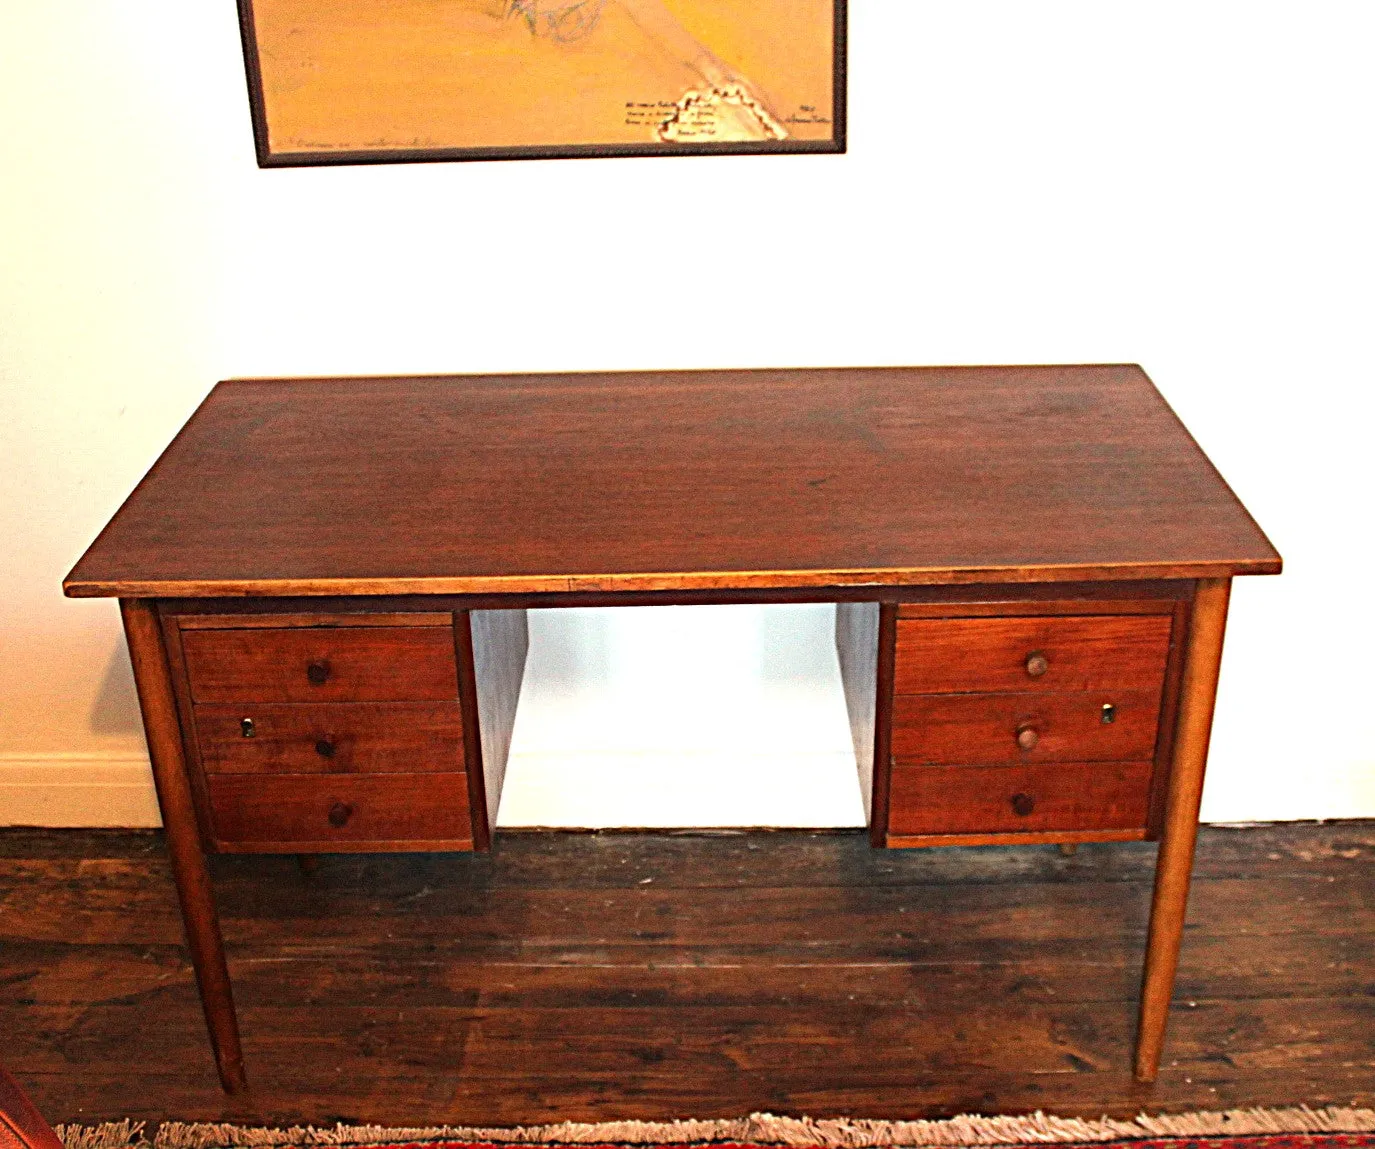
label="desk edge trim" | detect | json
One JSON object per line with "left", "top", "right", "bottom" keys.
{"left": 64, "top": 558, "right": 1283, "bottom": 599}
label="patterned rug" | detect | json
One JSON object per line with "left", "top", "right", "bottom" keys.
{"left": 56, "top": 1106, "right": 1375, "bottom": 1149}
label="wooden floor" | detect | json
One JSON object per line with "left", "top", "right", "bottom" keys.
{"left": 0, "top": 823, "right": 1370, "bottom": 1127}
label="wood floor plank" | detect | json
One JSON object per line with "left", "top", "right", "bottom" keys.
{"left": 7, "top": 875, "right": 1359, "bottom": 949}
{"left": 1, "top": 929, "right": 1369, "bottom": 1011}
{"left": 5, "top": 822, "right": 1369, "bottom": 882}
{"left": 0, "top": 824, "right": 1369, "bottom": 1126}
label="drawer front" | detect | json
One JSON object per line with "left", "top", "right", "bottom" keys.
{"left": 196, "top": 702, "right": 464, "bottom": 775}
{"left": 894, "top": 614, "right": 1172, "bottom": 695}
{"left": 892, "top": 689, "right": 1161, "bottom": 765}
{"left": 207, "top": 772, "right": 473, "bottom": 848}
{"left": 182, "top": 625, "right": 458, "bottom": 703}
{"left": 888, "top": 761, "right": 1152, "bottom": 836}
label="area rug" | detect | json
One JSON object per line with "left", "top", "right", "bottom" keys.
{"left": 55, "top": 1106, "right": 1375, "bottom": 1149}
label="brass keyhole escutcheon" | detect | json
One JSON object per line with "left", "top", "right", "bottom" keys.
{"left": 240, "top": 717, "right": 256, "bottom": 738}
{"left": 1101, "top": 702, "right": 1116, "bottom": 724}
{"left": 327, "top": 801, "right": 354, "bottom": 828}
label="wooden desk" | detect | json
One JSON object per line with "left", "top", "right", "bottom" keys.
{"left": 64, "top": 365, "right": 1280, "bottom": 1095}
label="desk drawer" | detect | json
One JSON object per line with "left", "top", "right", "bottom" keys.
{"left": 892, "top": 690, "right": 1161, "bottom": 765}
{"left": 888, "top": 761, "right": 1151, "bottom": 836}
{"left": 894, "top": 615, "right": 1171, "bottom": 695}
{"left": 207, "top": 772, "right": 473, "bottom": 850}
{"left": 195, "top": 702, "right": 464, "bottom": 775}
{"left": 182, "top": 626, "right": 458, "bottom": 703}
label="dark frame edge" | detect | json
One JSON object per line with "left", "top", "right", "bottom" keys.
{"left": 236, "top": 0, "right": 273, "bottom": 167}
{"left": 832, "top": 0, "right": 848, "bottom": 153}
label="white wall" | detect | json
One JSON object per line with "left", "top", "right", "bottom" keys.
{"left": 499, "top": 606, "right": 865, "bottom": 828}
{"left": 2, "top": 2, "right": 1371, "bottom": 827}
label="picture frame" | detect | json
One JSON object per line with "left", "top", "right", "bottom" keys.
{"left": 235, "top": 0, "right": 846, "bottom": 166}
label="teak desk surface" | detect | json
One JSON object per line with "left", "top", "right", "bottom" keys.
{"left": 65, "top": 365, "right": 1280, "bottom": 1098}
{"left": 65, "top": 365, "right": 1278, "bottom": 599}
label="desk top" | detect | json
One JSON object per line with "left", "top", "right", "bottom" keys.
{"left": 64, "top": 365, "right": 1280, "bottom": 598}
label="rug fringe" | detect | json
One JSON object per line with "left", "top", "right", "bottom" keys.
{"left": 135, "top": 1106, "right": 1375, "bottom": 1149}
{"left": 55, "top": 1120, "right": 149, "bottom": 1149}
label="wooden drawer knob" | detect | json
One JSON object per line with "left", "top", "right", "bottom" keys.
{"left": 1025, "top": 652, "right": 1049, "bottom": 678}
{"left": 1011, "top": 792, "right": 1036, "bottom": 817}
{"left": 306, "top": 660, "right": 331, "bottom": 685}
{"left": 327, "top": 801, "right": 354, "bottom": 828}
{"left": 314, "top": 738, "right": 336, "bottom": 759}
{"left": 1016, "top": 723, "right": 1040, "bottom": 751}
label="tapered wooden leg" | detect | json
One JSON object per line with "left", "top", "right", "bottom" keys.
{"left": 1134, "top": 578, "right": 1231, "bottom": 1082}
{"left": 120, "top": 600, "right": 246, "bottom": 1093}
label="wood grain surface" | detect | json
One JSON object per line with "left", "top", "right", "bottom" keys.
{"left": 894, "top": 614, "right": 1173, "bottom": 695}
{"left": 181, "top": 626, "right": 459, "bottom": 703}
{"left": 207, "top": 772, "right": 473, "bottom": 851}
{"left": 1, "top": 824, "right": 1367, "bottom": 1124}
{"left": 887, "top": 762, "right": 1153, "bottom": 836}
{"left": 194, "top": 702, "right": 464, "bottom": 775}
{"left": 891, "top": 690, "right": 1162, "bottom": 765}
{"left": 1135, "top": 578, "right": 1233, "bottom": 1081}
{"left": 64, "top": 367, "right": 1281, "bottom": 598}
{"left": 119, "top": 601, "right": 246, "bottom": 1093}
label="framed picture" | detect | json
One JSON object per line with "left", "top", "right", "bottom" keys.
{"left": 236, "top": 0, "right": 846, "bottom": 166}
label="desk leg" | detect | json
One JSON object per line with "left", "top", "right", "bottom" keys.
{"left": 1134, "top": 577, "right": 1231, "bottom": 1082}
{"left": 121, "top": 600, "right": 247, "bottom": 1094}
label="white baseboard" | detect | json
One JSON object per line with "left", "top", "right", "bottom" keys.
{"left": 0, "top": 753, "right": 162, "bottom": 827}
